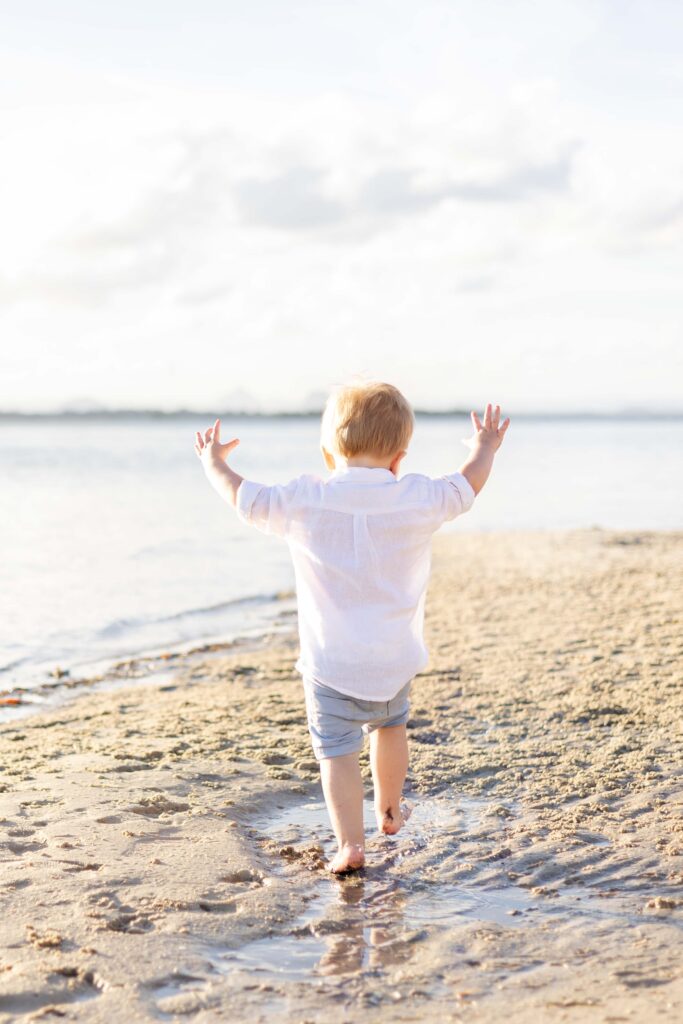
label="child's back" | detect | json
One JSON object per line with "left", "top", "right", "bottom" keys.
{"left": 237, "top": 464, "right": 475, "bottom": 699}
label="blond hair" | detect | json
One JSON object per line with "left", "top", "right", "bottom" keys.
{"left": 321, "top": 380, "right": 414, "bottom": 459}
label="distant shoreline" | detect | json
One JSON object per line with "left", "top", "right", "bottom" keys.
{"left": 1, "top": 409, "right": 681, "bottom": 422}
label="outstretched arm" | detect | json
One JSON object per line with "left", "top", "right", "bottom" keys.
{"left": 194, "top": 418, "right": 243, "bottom": 507}
{"left": 459, "top": 403, "right": 510, "bottom": 495}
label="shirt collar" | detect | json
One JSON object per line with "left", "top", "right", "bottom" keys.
{"left": 329, "top": 466, "right": 397, "bottom": 482}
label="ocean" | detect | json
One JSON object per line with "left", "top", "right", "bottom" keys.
{"left": 2, "top": 413, "right": 681, "bottom": 694}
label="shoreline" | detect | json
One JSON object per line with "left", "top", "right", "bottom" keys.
{"left": 1, "top": 528, "right": 682, "bottom": 1022}
{"left": 0, "top": 594, "right": 298, "bottom": 722}
{"left": 1, "top": 524, "right": 673, "bottom": 720}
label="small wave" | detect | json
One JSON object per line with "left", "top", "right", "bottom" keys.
{"left": 96, "top": 591, "right": 294, "bottom": 639}
{"left": 0, "top": 655, "right": 32, "bottom": 675}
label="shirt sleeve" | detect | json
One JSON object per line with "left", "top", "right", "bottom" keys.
{"left": 430, "top": 471, "right": 476, "bottom": 527}
{"left": 235, "top": 476, "right": 303, "bottom": 538}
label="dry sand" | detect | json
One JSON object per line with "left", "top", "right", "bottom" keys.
{"left": 1, "top": 528, "right": 682, "bottom": 1023}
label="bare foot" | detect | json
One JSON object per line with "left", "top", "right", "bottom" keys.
{"left": 328, "top": 843, "right": 365, "bottom": 874}
{"left": 377, "top": 798, "right": 413, "bottom": 836}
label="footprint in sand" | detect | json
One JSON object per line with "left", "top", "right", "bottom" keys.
{"left": 147, "top": 978, "right": 214, "bottom": 1017}
{"left": 104, "top": 913, "right": 155, "bottom": 933}
{"left": 0, "top": 970, "right": 105, "bottom": 1018}
{"left": 196, "top": 898, "right": 237, "bottom": 913}
{"left": 3, "top": 878, "right": 31, "bottom": 891}
{"left": 61, "top": 861, "right": 102, "bottom": 873}
{"left": 3, "top": 839, "right": 45, "bottom": 855}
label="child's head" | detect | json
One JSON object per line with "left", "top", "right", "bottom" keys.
{"left": 320, "top": 380, "right": 414, "bottom": 471}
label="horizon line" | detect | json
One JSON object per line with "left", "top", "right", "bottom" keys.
{"left": 1, "top": 407, "right": 682, "bottom": 421}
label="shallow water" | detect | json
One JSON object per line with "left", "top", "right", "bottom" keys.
{"left": 214, "top": 796, "right": 535, "bottom": 982}
{"left": 211, "top": 793, "right": 678, "bottom": 985}
{"left": 3, "top": 414, "right": 682, "bottom": 691}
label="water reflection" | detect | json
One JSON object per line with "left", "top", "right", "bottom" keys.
{"left": 216, "top": 795, "right": 529, "bottom": 981}
{"left": 314, "top": 874, "right": 416, "bottom": 975}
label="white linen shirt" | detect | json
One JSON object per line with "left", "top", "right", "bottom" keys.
{"left": 235, "top": 466, "right": 476, "bottom": 700}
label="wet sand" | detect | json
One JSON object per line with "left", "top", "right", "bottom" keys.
{"left": 1, "top": 528, "right": 682, "bottom": 1022}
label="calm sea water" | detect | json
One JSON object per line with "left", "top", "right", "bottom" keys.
{"left": 1, "top": 414, "right": 681, "bottom": 692}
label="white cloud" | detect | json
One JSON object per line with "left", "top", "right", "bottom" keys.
{"left": 0, "top": 1, "right": 682, "bottom": 412}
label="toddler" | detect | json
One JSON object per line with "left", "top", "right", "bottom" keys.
{"left": 194, "top": 382, "right": 509, "bottom": 873}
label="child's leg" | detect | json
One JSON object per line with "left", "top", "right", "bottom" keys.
{"left": 369, "top": 723, "right": 411, "bottom": 835}
{"left": 319, "top": 752, "right": 365, "bottom": 873}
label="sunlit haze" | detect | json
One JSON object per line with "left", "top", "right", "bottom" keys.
{"left": 1, "top": 1, "right": 682, "bottom": 414}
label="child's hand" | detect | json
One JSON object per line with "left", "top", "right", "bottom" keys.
{"left": 194, "top": 418, "right": 240, "bottom": 464}
{"left": 463, "top": 403, "right": 510, "bottom": 451}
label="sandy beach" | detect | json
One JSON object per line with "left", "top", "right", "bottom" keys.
{"left": 1, "top": 528, "right": 682, "bottom": 1023}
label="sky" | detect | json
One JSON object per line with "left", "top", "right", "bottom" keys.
{"left": 1, "top": 0, "right": 682, "bottom": 414}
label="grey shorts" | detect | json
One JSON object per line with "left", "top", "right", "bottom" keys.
{"left": 303, "top": 676, "right": 412, "bottom": 761}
